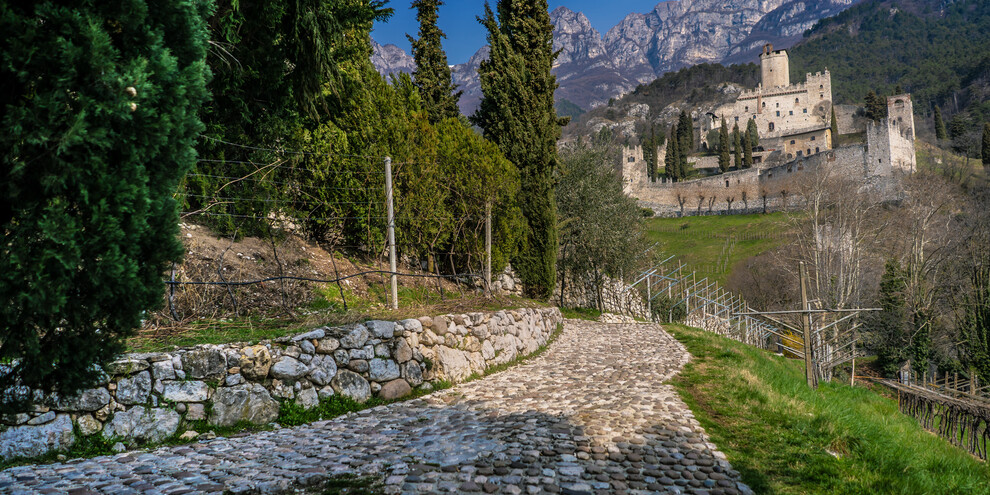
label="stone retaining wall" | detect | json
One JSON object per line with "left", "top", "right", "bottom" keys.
{"left": 0, "top": 307, "right": 562, "bottom": 461}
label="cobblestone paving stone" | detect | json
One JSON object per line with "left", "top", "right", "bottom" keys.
{"left": 0, "top": 321, "right": 752, "bottom": 495}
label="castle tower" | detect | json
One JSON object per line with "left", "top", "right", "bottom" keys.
{"left": 760, "top": 44, "right": 790, "bottom": 88}
{"left": 887, "top": 94, "right": 915, "bottom": 142}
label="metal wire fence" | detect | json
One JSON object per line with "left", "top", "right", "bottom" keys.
{"left": 153, "top": 138, "right": 495, "bottom": 325}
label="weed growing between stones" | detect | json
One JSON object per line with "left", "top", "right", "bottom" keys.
{"left": 559, "top": 307, "right": 602, "bottom": 321}
{"left": 277, "top": 381, "right": 454, "bottom": 427}
{"left": 309, "top": 474, "right": 384, "bottom": 494}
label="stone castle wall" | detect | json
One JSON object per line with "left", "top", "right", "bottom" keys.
{"left": 0, "top": 307, "right": 562, "bottom": 461}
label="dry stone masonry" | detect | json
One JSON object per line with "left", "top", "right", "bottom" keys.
{"left": 0, "top": 320, "right": 751, "bottom": 495}
{"left": 0, "top": 307, "right": 561, "bottom": 462}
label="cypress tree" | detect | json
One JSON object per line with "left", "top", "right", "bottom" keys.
{"left": 408, "top": 0, "right": 462, "bottom": 123}
{"left": 718, "top": 118, "right": 731, "bottom": 173}
{"left": 830, "top": 106, "right": 840, "bottom": 140}
{"left": 666, "top": 125, "right": 681, "bottom": 182}
{"left": 679, "top": 136, "right": 691, "bottom": 180}
{"left": 0, "top": 0, "right": 210, "bottom": 411}
{"left": 871, "top": 259, "right": 910, "bottom": 376}
{"left": 743, "top": 131, "right": 754, "bottom": 169}
{"left": 935, "top": 106, "right": 948, "bottom": 141}
{"left": 746, "top": 118, "right": 760, "bottom": 148}
{"left": 982, "top": 123, "right": 990, "bottom": 167}
{"left": 733, "top": 123, "right": 742, "bottom": 169}
{"left": 474, "top": 0, "right": 565, "bottom": 299}
{"left": 678, "top": 111, "right": 694, "bottom": 152}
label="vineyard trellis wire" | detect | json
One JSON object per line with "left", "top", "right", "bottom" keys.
{"left": 624, "top": 257, "right": 871, "bottom": 389}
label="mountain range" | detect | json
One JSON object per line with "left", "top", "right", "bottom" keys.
{"left": 371, "top": 0, "right": 861, "bottom": 116}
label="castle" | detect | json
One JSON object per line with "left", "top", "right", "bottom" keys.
{"left": 622, "top": 44, "right": 917, "bottom": 215}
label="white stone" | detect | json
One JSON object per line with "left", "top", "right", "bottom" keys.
{"left": 270, "top": 356, "right": 308, "bottom": 381}
{"left": 0, "top": 414, "right": 75, "bottom": 460}
{"left": 26, "top": 411, "right": 55, "bottom": 425}
{"left": 292, "top": 328, "right": 325, "bottom": 341}
{"left": 102, "top": 406, "right": 180, "bottom": 444}
{"left": 54, "top": 387, "right": 111, "bottom": 412}
{"left": 115, "top": 371, "right": 152, "bottom": 405}
{"left": 365, "top": 320, "right": 395, "bottom": 339}
{"left": 76, "top": 414, "right": 102, "bottom": 436}
{"left": 369, "top": 359, "right": 400, "bottom": 382}
{"left": 339, "top": 324, "right": 369, "bottom": 349}
{"left": 296, "top": 387, "right": 319, "bottom": 410}
{"left": 307, "top": 355, "right": 338, "bottom": 387}
{"left": 162, "top": 381, "right": 209, "bottom": 402}
{"left": 209, "top": 384, "right": 279, "bottom": 427}
{"left": 331, "top": 370, "right": 371, "bottom": 403}
{"left": 151, "top": 360, "right": 176, "bottom": 381}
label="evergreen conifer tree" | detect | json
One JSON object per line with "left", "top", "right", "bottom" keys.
{"left": 864, "top": 90, "right": 888, "bottom": 121}
{"left": 718, "top": 118, "right": 731, "bottom": 173}
{"left": 0, "top": 0, "right": 210, "bottom": 411}
{"left": 677, "top": 111, "right": 694, "bottom": 152}
{"left": 409, "top": 0, "right": 462, "bottom": 123}
{"left": 983, "top": 123, "right": 990, "bottom": 167}
{"left": 935, "top": 106, "right": 948, "bottom": 141}
{"left": 733, "top": 123, "right": 742, "bottom": 169}
{"left": 666, "top": 125, "right": 681, "bottom": 182}
{"left": 743, "top": 131, "right": 754, "bottom": 169}
{"left": 870, "top": 259, "right": 910, "bottom": 376}
{"left": 746, "top": 118, "right": 760, "bottom": 148}
{"left": 474, "top": 0, "right": 565, "bottom": 299}
{"left": 830, "top": 106, "right": 840, "bottom": 140}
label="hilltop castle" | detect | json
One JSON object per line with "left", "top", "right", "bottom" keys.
{"left": 622, "top": 44, "right": 917, "bottom": 216}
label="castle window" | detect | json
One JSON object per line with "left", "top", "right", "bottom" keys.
{"left": 803, "top": 109, "right": 808, "bottom": 113}
{"left": 776, "top": 102, "right": 780, "bottom": 108}
{"left": 796, "top": 151, "right": 802, "bottom": 157}
{"left": 726, "top": 180, "right": 730, "bottom": 188}
{"left": 628, "top": 156, "right": 635, "bottom": 162}
{"left": 820, "top": 94, "right": 824, "bottom": 99}
{"left": 807, "top": 149, "right": 812, "bottom": 155}
{"left": 789, "top": 111, "right": 793, "bottom": 115}
{"left": 735, "top": 116, "right": 740, "bottom": 122}
{"left": 769, "top": 122, "right": 775, "bottom": 132}
{"left": 795, "top": 98, "right": 800, "bottom": 104}
{"left": 762, "top": 102, "right": 766, "bottom": 108}
{"left": 776, "top": 111, "right": 780, "bottom": 117}
{"left": 815, "top": 147, "right": 820, "bottom": 153}
{"left": 790, "top": 140, "right": 796, "bottom": 144}
{"left": 819, "top": 84, "right": 824, "bottom": 89}
{"left": 811, "top": 136, "right": 816, "bottom": 141}
{"left": 745, "top": 106, "right": 749, "bottom": 112}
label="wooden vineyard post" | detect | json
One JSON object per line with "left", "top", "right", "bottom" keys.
{"left": 799, "top": 262, "right": 817, "bottom": 389}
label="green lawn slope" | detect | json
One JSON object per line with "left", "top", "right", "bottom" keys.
{"left": 644, "top": 213, "right": 792, "bottom": 285}
{"left": 666, "top": 324, "right": 990, "bottom": 495}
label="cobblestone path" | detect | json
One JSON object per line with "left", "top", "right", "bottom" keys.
{"left": 0, "top": 321, "right": 751, "bottom": 495}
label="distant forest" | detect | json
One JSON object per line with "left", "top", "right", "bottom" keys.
{"left": 790, "top": 0, "right": 990, "bottom": 123}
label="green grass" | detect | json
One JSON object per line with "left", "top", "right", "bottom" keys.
{"left": 644, "top": 213, "right": 792, "bottom": 285}
{"left": 130, "top": 293, "right": 547, "bottom": 353}
{"left": 665, "top": 324, "right": 990, "bottom": 495}
{"left": 560, "top": 307, "right": 603, "bottom": 321}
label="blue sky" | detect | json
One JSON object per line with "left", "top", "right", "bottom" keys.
{"left": 371, "top": 1, "right": 665, "bottom": 65}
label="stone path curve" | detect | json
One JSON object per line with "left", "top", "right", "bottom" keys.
{"left": 0, "top": 320, "right": 751, "bottom": 495}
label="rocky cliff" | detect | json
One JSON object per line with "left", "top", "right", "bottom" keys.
{"left": 371, "top": 1, "right": 860, "bottom": 116}
{"left": 370, "top": 39, "right": 415, "bottom": 79}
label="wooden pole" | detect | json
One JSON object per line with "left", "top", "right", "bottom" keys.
{"left": 850, "top": 341, "right": 856, "bottom": 387}
{"left": 384, "top": 157, "right": 398, "bottom": 310}
{"left": 484, "top": 201, "right": 492, "bottom": 297}
{"left": 799, "top": 262, "right": 817, "bottom": 389}
{"left": 647, "top": 274, "right": 652, "bottom": 321}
